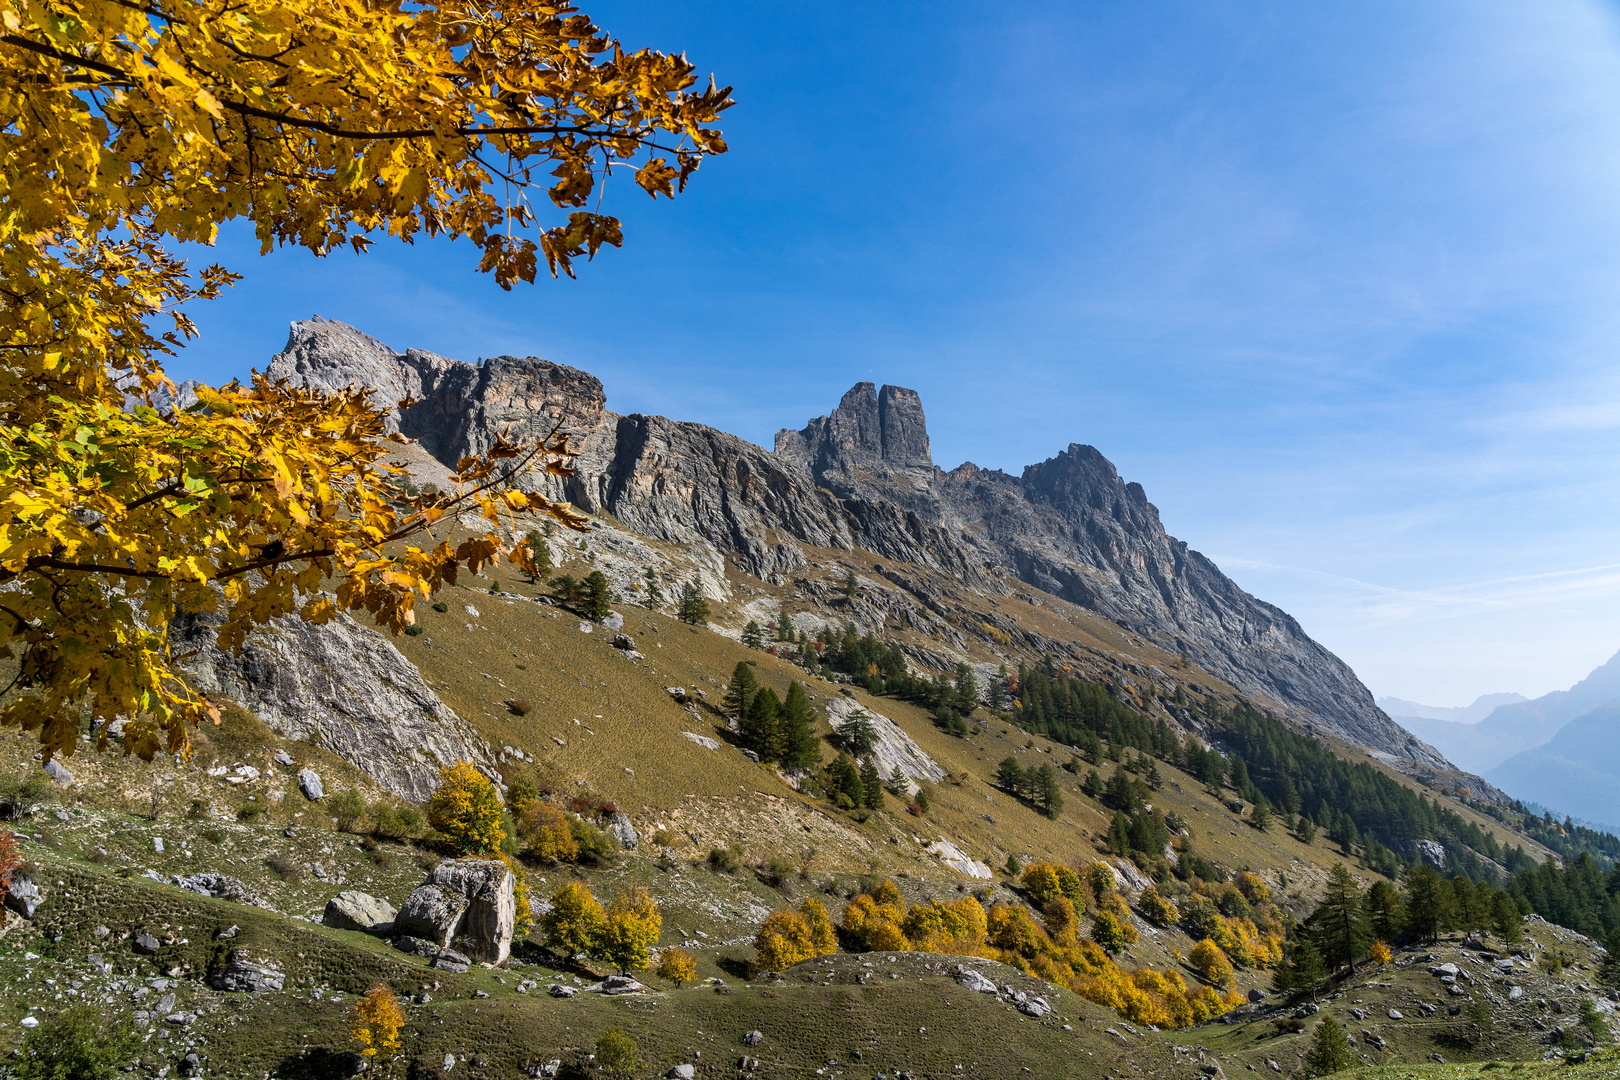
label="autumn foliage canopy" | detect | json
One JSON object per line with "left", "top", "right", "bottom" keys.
{"left": 0, "top": 0, "right": 730, "bottom": 762}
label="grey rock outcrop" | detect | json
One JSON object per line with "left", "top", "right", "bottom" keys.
{"left": 3, "top": 875, "right": 42, "bottom": 918}
{"left": 608, "top": 812, "right": 639, "bottom": 849}
{"left": 298, "top": 769, "right": 324, "bottom": 800}
{"left": 393, "top": 858, "right": 515, "bottom": 965}
{"left": 173, "top": 873, "right": 272, "bottom": 909}
{"left": 173, "top": 605, "right": 494, "bottom": 801}
{"left": 209, "top": 950, "right": 285, "bottom": 993}
{"left": 324, "top": 890, "right": 398, "bottom": 933}
{"left": 826, "top": 697, "right": 946, "bottom": 792}
{"left": 261, "top": 317, "right": 1444, "bottom": 768}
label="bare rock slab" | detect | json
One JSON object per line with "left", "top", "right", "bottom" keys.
{"left": 324, "top": 890, "right": 399, "bottom": 933}
{"left": 393, "top": 858, "right": 515, "bottom": 965}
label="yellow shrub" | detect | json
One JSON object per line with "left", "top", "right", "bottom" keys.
{"left": 754, "top": 908, "right": 815, "bottom": 972}
{"left": 1022, "top": 862, "right": 1062, "bottom": 905}
{"left": 599, "top": 885, "right": 661, "bottom": 974}
{"left": 1237, "top": 871, "right": 1270, "bottom": 905}
{"left": 1138, "top": 886, "right": 1179, "bottom": 927}
{"left": 541, "top": 881, "right": 604, "bottom": 958}
{"left": 801, "top": 897, "right": 838, "bottom": 956}
{"left": 872, "top": 878, "right": 904, "bottom": 907}
{"left": 1043, "top": 897, "right": 1078, "bottom": 944}
{"left": 658, "top": 947, "right": 697, "bottom": 986}
{"left": 868, "top": 919, "right": 910, "bottom": 952}
{"left": 426, "top": 761, "right": 506, "bottom": 856}
{"left": 988, "top": 903, "right": 1045, "bottom": 957}
{"left": 520, "top": 801, "right": 579, "bottom": 863}
{"left": 349, "top": 984, "right": 405, "bottom": 1059}
{"left": 1084, "top": 861, "right": 1117, "bottom": 899}
{"left": 842, "top": 890, "right": 905, "bottom": 951}
{"left": 1189, "top": 938, "right": 1235, "bottom": 987}
{"left": 1369, "top": 939, "right": 1392, "bottom": 966}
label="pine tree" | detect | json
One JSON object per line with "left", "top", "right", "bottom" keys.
{"left": 741, "top": 620, "right": 765, "bottom": 649}
{"left": 860, "top": 758, "right": 884, "bottom": 809}
{"left": 954, "top": 663, "right": 978, "bottom": 708}
{"left": 996, "top": 757, "right": 1025, "bottom": 795}
{"left": 723, "top": 662, "right": 758, "bottom": 729}
{"left": 525, "top": 529, "right": 553, "bottom": 585}
{"left": 1404, "top": 863, "right": 1451, "bottom": 943}
{"left": 1082, "top": 769, "right": 1103, "bottom": 799}
{"left": 1106, "top": 811, "right": 1132, "bottom": 856}
{"left": 1309, "top": 863, "right": 1370, "bottom": 973}
{"left": 676, "top": 578, "right": 710, "bottom": 625}
{"left": 778, "top": 681, "right": 822, "bottom": 772}
{"left": 1298, "top": 817, "right": 1317, "bottom": 845}
{"left": 643, "top": 568, "right": 664, "bottom": 610}
{"left": 1491, "top": 892, "right": 1524, "bottom": 944}
{"left": 1599, "top": 927, "right": 1620, "bottom": 989}
{"left": 580, "top": 570, "right": 612, "bottom": 621}
{"left": 1251, "top": 800, "right": 1272, "bottom": 831}
{"left": 1033, "top": 762, "right": 1063, "bottom": 819}
{"left": 838, "top": 710, "right": 879, "bottom": 759}
{"left": 740, "top": 688, "right": 784, "bottom": 763}
{"left": 1302, "top": 1016, "right": 1353, "bottom": 1077}
{"left": 842, "top": 571, "right": 857, "bottom": 601}
{"left": 825, "top": 754, "right": 864, "bottom": 809}
{"left": 1365, "top": 880, "right": 1406, "bottom": 943}
{"left": 1274, "top": 938, "right": 1328, "bottom": 996}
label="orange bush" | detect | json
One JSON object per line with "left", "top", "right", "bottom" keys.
{"left": 1370, "top": 939, "right": 1392, "bottom": 966}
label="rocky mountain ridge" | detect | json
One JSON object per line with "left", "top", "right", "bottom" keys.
{"left": 263, "top": 316, "right": 1447, "bottom": 770}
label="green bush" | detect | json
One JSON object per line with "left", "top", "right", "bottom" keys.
{"left": 372, "top": 804, "right": 425, "bottom": 840}
{"left": 235, "top": 803, "right": 262, "bottom": 822}
{"left": 707, "top": 846, "right": 740, "bottom": 873}
{"left": 594, "top": 1027, "right": 638, "bottom": 1078}
{"left": 569, "top": 817, "right": 619, "bottom": 866}
{"left": 329, "top": 789, "right": 370, "bottom": 833}
{"left": 431, "top": 601, "right": 449, "bottom": 613}
{"left": 12, "top": 1006, "right": 141, "bottom": 1080}
{"left": 404, "top": 624, "right": 425, "bottom": 637}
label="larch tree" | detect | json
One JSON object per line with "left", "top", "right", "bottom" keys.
{"left": 0, "top": 0, "right": 731, "bottom": 764}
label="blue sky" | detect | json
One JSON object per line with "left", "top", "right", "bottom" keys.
{"left": 174, "top": 1, "right": 1620, "bottom": 707}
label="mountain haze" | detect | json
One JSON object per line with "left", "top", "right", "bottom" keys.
{"left": 1388, "top": 650, "right": 1620, "bottom": 775}
{"left": 1377, "top": 692, "right": 1526, "bottom": 723}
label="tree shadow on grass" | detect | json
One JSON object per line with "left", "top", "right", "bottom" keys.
{"left": 274, "top": 1047, "right": 359, "bottom": 1079}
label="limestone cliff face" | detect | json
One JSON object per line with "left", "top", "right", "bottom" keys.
{"left": 264, "top": 317, "right": 1445, "bottom": 769}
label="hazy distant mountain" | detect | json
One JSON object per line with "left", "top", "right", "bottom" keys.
{"left": 1489, "top": 700, "right": 1620, "bottom": 830}
{"left": 1376, "top": 692, "right": 1526, "bottom": 723}
{"left": 1388, "top": 650, "right": 1620, "bottom": 774}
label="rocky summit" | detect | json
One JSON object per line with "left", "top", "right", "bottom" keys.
{"left": 266, "top": 316, "right": 1444, "bottom": 771}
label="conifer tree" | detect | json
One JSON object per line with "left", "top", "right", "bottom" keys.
{"left": 1032, "top": 762, "right": 1063, "bottom": 818}
{"left": 740, "top": 688, "right": 784, "bottom": 763}
{"left": 676, "top": 578, "right": 711, "bottom": 625}
{"left": 1274, "top": 938, "right": 1328, "bottom": 997}
{"left": 1298, "top": 817, "right": 1318, "bottom": 845}
{"left": 580, "top": 570, "right": 613, "bottom": 621}
{"left": 1251, "top": 800, "right": 1272, "bottom": 831}
{"left": 723, "top": 662, "right": 758, "bottom": 729}
{"left": 1082, "top": 769, "right": 1104, "bottom": 799}
{"left": 741, "top": 621, "right": 765, "bottom": 649}
{"left": 1302, "top": 1016, "right": 1353, "bottom": 1077}
{"left": 1599, "top": 927, "right": 1620, "bottom": 989}
{"left": 860, "top": 758, "right": 884, "bottom": 809}
{"left": 1404, "top": 863, "right": 1451, "bottom": 943}
{"left": 1309, "top": 863, "right": 1370, "bottom": 973}
{"left": 996, "top": 757, "right": 1025, "bottom": 795}
{"left": 843, "top": 571, "right": 858, "bottom": 601}
{"left": 1106, "top": 811, "right": 1132, "bottom": 856}
{"left": 779, "top": 682, "right": 822, "bottom": 772}
{"left": 1365, "top": 880, "right": 1406, "bottom": 943}
{"left": 643, "top": 568, "right": 664, "bottom": 610}
{"left": 841, "top": 711, "right": 880, "bottom": 759}
{"left": 525, "top": 530, "right": 553, "bottom": 585}
{"left": 1491, "top": 892, "right": 1524, "bottom": 944}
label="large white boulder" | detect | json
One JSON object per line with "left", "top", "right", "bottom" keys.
{"left": 394, "top": 859, "right": 515, "bottom": 964}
